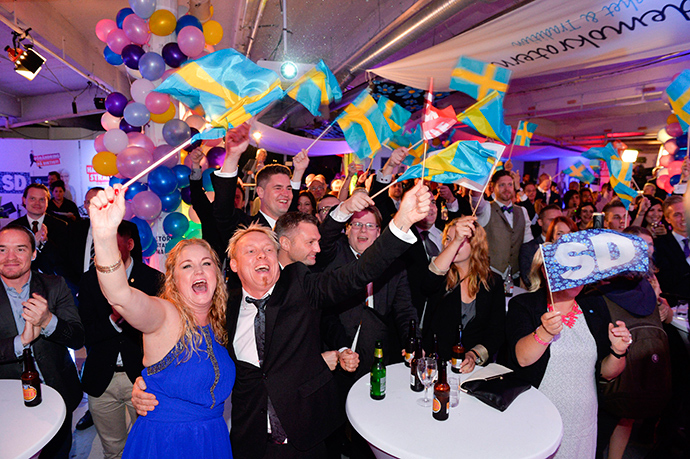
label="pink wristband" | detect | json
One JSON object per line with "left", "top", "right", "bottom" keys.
{"left": 533, "top": 330, "right": 551, "bottom": 346}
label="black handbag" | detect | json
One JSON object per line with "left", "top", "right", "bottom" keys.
{"left": 460, "top": 373, "right": 531, "bottom": 412}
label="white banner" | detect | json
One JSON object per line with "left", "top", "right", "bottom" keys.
{"left": 370, "top": 0, "right": 690, "bottom": 90}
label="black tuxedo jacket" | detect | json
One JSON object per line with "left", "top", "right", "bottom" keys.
{"left": 11, "top": 214, "right": 70, "bottom": 280}
{"left": 399, "top": 226, "right": 434, "bottom": 320}
{"left": 0, "top": 272, "right": 84, "bottom": 411}
{"left": 654, "top": 233, "right": 690, "bottom": 303}
{"left": 78, "top": 261, "right": 164, "bottom": 397}
{"left": 536, "top": 189, "right": 561, "bottom": 206}
{"left": 226, "top": 226, "right": 413, "bottom": 457}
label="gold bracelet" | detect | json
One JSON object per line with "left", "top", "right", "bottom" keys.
{"left": 95, "top": 258, "right": 123, "bottom": 274}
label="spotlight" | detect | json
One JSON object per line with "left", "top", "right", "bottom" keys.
{"left": 622, "top": 149, "right": 639, "bottom": 163}
{"left": 280, "top": 61, "right": 298, "bottom": 80}
{"left": 6, "top": 29, "right": 46, "bottom": 81}
{"left": 252, "top": 131, "right": 263, "bottom": 142}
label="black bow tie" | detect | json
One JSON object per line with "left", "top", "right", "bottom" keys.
{"left": 500, "top": 205, "right": 513, "bottom": 214}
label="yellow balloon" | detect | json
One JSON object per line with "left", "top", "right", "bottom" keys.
{"left": 150, "top": 102, "right": 176, "bottom": 124}
{"left": 203, "top": 20, "right": 223, "bottom": 46}
{"left": 92, "top": 151, "right": 118, "bottom": 176}
{"left": 149, "top": 9, "right": 177, "bottom": 36}
{"left": 667, "top": 114, "right": 679, "bottom": 125}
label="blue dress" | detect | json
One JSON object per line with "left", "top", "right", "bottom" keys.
{"left": 123, "top": 325, "right": 235, "bottom": 458}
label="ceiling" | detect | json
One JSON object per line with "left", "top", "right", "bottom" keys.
{"left": 0, "top": 0, "right": 686, "bottom": 156}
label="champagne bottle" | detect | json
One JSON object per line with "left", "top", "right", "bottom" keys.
{"left": 451, "top": 326, "right": 465, "bottom": 374}
{"left": 404, "top": 319, "right": 417, "bottom": 367}
{"left": 410, "top": 337, "right": 424, "bottom": 392}
{"left": 370, "top": 340, "right": 386, "bottom": 400}
{"left": 432, "top": 359, "right": 450, "bottom": 420}
{"left": 22, "top": 348, "right": 42, "bottom": 407}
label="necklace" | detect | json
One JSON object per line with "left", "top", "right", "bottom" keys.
{"left": 548, "top": 301, "right": 583, "bottom": 328}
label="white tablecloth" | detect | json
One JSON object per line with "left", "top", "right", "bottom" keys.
{"left": 346, "top": 363, "right": 562, "bottom": 459}
{"left": 0, "top": 379, "right": 66, "bottom": 459}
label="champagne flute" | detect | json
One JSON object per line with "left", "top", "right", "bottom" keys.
{"left": 416, "top": 357, "right": 438, "bottom": 407}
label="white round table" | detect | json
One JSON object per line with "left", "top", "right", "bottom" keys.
{"left": 346, "top": 363, "right": 562, "bottom": 459}
{"left": 0, "top": 379, "right": 66, "bottom": 459}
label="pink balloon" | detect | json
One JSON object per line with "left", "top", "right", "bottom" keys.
{"left": 669, "top": 160, "right": 683, "bottom": 177}
{"left": 127, "top": 132, "right": 155, "bottom": 153}
{"left": 123, "top": 200, "right": 136, "bottom": 220}
{"left": 132, "top": 190, "right": 162, "bottom": 222}
{"left": 123, "top": 14, "right": 151, "bottom": 45}
{"left": 659, "top": 154, "right": 672, "bottom": 168}
{"left": 664, "top": 139, "right": 678, "bottom": 156}
{"left": 657, "top": 174, "right": 670, "bottom": 190}
{"left": 94, "top": 133, "right": 107, "bottom": 152}
{"left": 152, "top": 144, "right": 181, "bottom": 168}
{"left": 160, "top": 68, "right": 177, "bottom": 81}
{"left": 185, "top": 114, "right": 206, "bottom": 130}
{"left": 101, "top": 112, "right": 121, "bottom": 131}
{"left": 666, "top": 122, "right": 683, "bottom": 138}
{"left": 95, "top": 19, "right": 117, "bottom": 42}
{"left": 106, "top": 29, "right": 131, "bottom": 55}
{"left": 145, "top": 91, "right": 171, "bottom": 114}
{"left": 177, "top": 26, "right": 205, "bottom": 58}
{"left": 116, "top": 146, "right": 153, "bottom": 177}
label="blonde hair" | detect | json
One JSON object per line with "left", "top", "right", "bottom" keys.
{"left": 527, "top": 247, "right": 547, "bottom": 292}
{"left": 162, "top": 239, "right": 228, "bottom": 352}
{"left": 227, "top": 222, "right": 279, "bottom": 260}
{"left": 442, "top": 219, "right": 491, "bottom": 297}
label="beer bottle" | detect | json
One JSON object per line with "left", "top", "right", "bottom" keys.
{"left": 22, "top": 348, "right": 42, "bottom": 407}
{"left": 451, "top": 326, "right": 465, "bottom": 374}
{"left": 432, "top": 359, "right": 450, "bottom": 420}
{"left": 404, "top": 319, "right": 417, "bottom": 367}
{"left": 410, "top": 337, "right": 424, "bottom": 392}
{"left": 504, "top": 266, "right": 514, "bottom": 297}
{"left": 370, "top": 340, "right": 386, "bottom": 400}
{"left": 430, "top": 334, "right": 440, "bottom": 362}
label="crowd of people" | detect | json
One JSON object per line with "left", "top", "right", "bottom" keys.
{"left": 0, "top": 130, "right": 688, "bottom": 459}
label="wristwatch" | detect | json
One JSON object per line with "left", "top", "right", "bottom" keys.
{"left": 610, "top": 347, "right": 628, "bottom": 359}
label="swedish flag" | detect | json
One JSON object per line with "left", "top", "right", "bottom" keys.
{"left": 387, "top": 125, "right": 426, "bottom": 166}
{"left": 514, "top": 121, "right": 538, "bottom": 147}
{"left": 583, "top": 143, "right": 638, "bottom": 209}
{"left": 564, "top": 161, "right": 596, "bottom": 184}
{"left": 666, "top": 70, "right": 690, "bottom": 133}
{"left": 456, "top": 91, "right": 512, "bottom": 144}
{"left": 154, "top": 49, "right": 285, "bottom": 130}
{"left": 377, "top": 95, "right": 411, "bottom": 133}
{"left": 450, "top": 56, "right": 512, "bottom": 100}
{"left": 336, "top": 89, "right": 393, "bottom": 160}
{"left": 286, "top": 60, "right": 342, "bottom": 117}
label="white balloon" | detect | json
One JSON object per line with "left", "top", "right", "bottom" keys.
{"left": 131, "top": 79, "right": 156, "bottom": 104}
{"left": 657, "top": 128, "right": 672, "bottom": 144}
{"left": 103, "top": 129, "right": 129, "bottom": 154}
{"left": 101, "top": 112, "right": 121, "bottom": 131}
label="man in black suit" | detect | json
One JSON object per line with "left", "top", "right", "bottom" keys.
{"left": 535, "top": 173, "right": 561, "bottom": 207}
{"left": 654, "top": 195, "right": 690, "bottom": 303}
{"left": 79, "top": 221, "right": 164, "bottom": 458}
{"left": 0, "top": 224, "right": 84, "bottom": 458}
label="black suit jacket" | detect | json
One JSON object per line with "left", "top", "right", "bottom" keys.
{"left": 227, "top": 226, "right": 413, "bottom": 457}
{"left": 654, "top": 233, "right": 690, "bottom": 303}
{"left": 78, "top": 261, "right": 164, "bottom": 397}
{"left": 399, "top": 226, "right": 435, "bottom": 320}
{"left": 190, "top": 176, "right": 229, "bottom": 264}
{"left": 536, "top": 189, "right": 561, "bottom": 207}
{"left": 11, "top": 214, "right": 70, "bottom": 281}
{"left": 0, "top": 272, "right": 84, "bottom": 411}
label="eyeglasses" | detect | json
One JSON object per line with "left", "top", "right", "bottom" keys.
{"left": 350, "top": 222, "right": 378, "bottom": 230}
{"left": 317, "top": 206, "right": 333, "bottom": 215}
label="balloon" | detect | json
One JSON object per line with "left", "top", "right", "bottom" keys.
{"left": 668, "top": 114, "right": 679, "bottom": 124}
{"left": 122, "top": 14, "right": 150, "bottom": 44}
{"left": 659, "top": 154, "right": 672, "bottom": 168}
{"left": 133, "top": 190, "right": 162, "bottom": 222}
{"left": 116, "top": 7, "right": 135, "bottom": 28}
{"left": 122, "top": 44, "right": 145, "bottom": 69}
{"left": 185, "top": 114, "right": 206, "bottom": 131}
{"left": 120, "top": 118, "right": 142, "bottom": 134}
{"left": 149, "top": 9, "right": 176, "bottom": 36}
{"left": 172, "top": 165, "right": 192, "bottom": 188}
{"left": 122, "top": 200, "right": 135, "bottom": 220}
{"left": 130, "top": 216, "right": 154, "bottom": 249}
{"left": 103, "top": 46, "right": 123, "bottom": 66}
{"left": 130, "top": 78, "right": 155, "bottom": 103}
{"left": 109, "top": 176, "right": 126, "bottom": 186}
{"left": 104, "top": 129, "right": 129, "bottom": 154}
{"left": 166, "top": 236, "right": 183, "bottom": 253}
{"left": 667, "top": 122, "right": 683, "bottom": 138}
{"left": 129, "top": 0, "right": 157, "bottom": 19}
{"left": 94, "top": 133, "right": 107, "bottom": 152}
{"left": 142, "top": 238, "right": 157, "bottom": 257}
{"left": 106, "top": 29, "right": 130, "bottom": 55}
{"left": 163, "top": 212, "right": 189, "bottom": 238}
{"left": 202, "top": 168, "right": 215, "bottom": 191}
{"left": 160, "top": 189, "right": 182, "bottom": 212}
{"left": 206, "top": 146, "right": 226, "bottom": 168}
{"left": 145, "top": 91, "right": 170, "bottom": 114}
{"left": 674, "top": 149, "right": 687, "bottom": 161}
{"left": 150, "top": 103, "right": 176, "bottom": 124}
{"left": 670, "top": 174, "right": 682, "bottom": 186}
{"left": 127, "top": 132, "right": 155, "bottom": 153}
{"left": 161, "top": 42, "right": 187, "bottom": 68}
{"left": 175, "top": 15, "right": 203, "bottom": 34}
{"left": 177, "top": 26, "right": 205, "bottom": 58}
{"left": 123, "top": 102, "right": 151, "bottom": 127}
{"left": 677, "top": 136, "right": 688, "bottom": 149}
{"left": 184, "top": 225, "right": 202, "bottom": 240}
{"left": 92, "top": 151, "right": 119, "bottom": 176}
{"left": 101, "top": 112, "right": 121, "bottom": 131}
{"left": 117, "top": 146, "right": 153, "bottom": 177}
{"left": 152, "top": 144, "right": 180, "bottom": 168}
{"left": 183, "top": 128, "right": 202, "bottom": 152}
{"left": 139, "top": 52, "right": 165, "bottom": 81}
{"left": 96, "top": 19, "right": 118, "bottom": 42}
{"left": 148, "top": 166, "right": 178, "bottom": 196}
{"left": 203, "top": 20, "right": 223, "bottom": 46}
{"left": 125, "top": 181, "right": 148, "bottom": 201}
{"left": 160, "top": 68, "right": 177, "bottom": 81}
{"left": 657, "top": 174, "right": 670, "bottom": 190}
{"left": 163, "top": 119, "right": 191, "bottom": 146}
{"left": 105, "top": 92, "right": 128, "bottom": 117}
{"left": 180, "top": 186, "right": 192, "bottom": 204}
{"left": 669, "top": 160, "right": 683, "bottom": 177}
{"left": 657, "top": 128, "right": 672, "bottom": 144}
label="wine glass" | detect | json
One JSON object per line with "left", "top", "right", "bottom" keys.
{"left": 416, "top": 357, "right": 438, "bottom": 407}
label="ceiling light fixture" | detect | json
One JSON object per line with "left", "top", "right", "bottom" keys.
{"left": 5, "top": 28, "right": 45, "bottom": 81}
{"left": 622, "top": 149, "right": 639, "bottom": 163}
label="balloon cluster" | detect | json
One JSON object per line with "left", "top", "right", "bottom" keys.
{"left": 92, "top": 1, "right": 224, "bottom": 256}
{"left": 656, "top": 114, "right": 687, "bottom": 193}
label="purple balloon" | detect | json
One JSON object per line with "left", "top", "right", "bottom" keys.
{"left": 132, "top": 190, "right": 162, "bottom": 222}
{"left": 105, "top": 92, "right": 128, "bottom": 117}
{"left": 183, "top": 128, "right": 202, "bottom": 152}
{"left": 206, "top": 147, "right": 226, "bottom": 168}
{"left": 122, "top": 44, "right": 145, "bottom": 70}
{"left": 122, "top": 14, "right": 150, "bottom": 44}
{"left": 139, "top": 52, "right": 165, "bottom": 81}
{"left": 162, "top": 42, "right": 187, "bottom": 68}
{"left": 116, "top": 146, "right": 153, "bottom": 178}
{"left": 162, "top": 119, "right": 191, "bottom": 146}
{"left": 152, "top": 144, "right": 180, "bottom": 168}
{"left": 120, "top": 118, "right": 142, "bottom": 133}
{"left": 180, "top": 186, "right": 192, "bottom": 204}
{"left": 127, "top": 132, "right": 155, "bottom": 153}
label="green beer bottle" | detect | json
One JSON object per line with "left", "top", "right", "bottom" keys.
{"left": 370, "top": 340, "right": 386, "bottom": 400}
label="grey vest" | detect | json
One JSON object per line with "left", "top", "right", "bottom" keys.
{"left": 484, "top": 201, "right": 525, "bottom": 276}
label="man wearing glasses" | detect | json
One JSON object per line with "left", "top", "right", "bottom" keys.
{"left": 315, "top": 195, "right": 341, "bottom": 224}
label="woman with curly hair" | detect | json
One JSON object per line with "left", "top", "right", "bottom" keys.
{"left": 422, "top": 216, "right": 506, "bottom": 372}
{"left": 89, "top": 185, "right": 235, "bottom": 458}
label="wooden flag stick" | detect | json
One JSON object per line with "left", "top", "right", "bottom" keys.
{"left": 370, "top": 179, "right": 399, "bottom": 199}
{"left": 471, "top": 147, "right": 504, "bottom": 216}
{"left": 507, "top": 141, "right": 516, "bottom": 161}
{"left": 124, "top": 136, "right": 196, "bottom": 189}
{"left": 304, "top": 120, "right": 337, "bottom": 153}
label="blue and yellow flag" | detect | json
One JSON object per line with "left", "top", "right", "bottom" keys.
{"left": 387, "top": 125, "right": 425, "bottom": 166}
{"left": 589, "top": 159, "right": 600, "bottom": 171}
{"left": 666, "top": 69, "right": 690, "bottom": 133}
{"left": 582, "top": 143, "right": 638, "bottom": 209}
{"left": 456, "top": 91, "right": 512, "bottom": 144}
{"left": 285, "top": 60, "right": 342, "bottom": 117}
{"left": 397, "top": 141, "right": 501, "bottom": 192}
{"left": 336, "top": 89, "right": 393, "bottom": 160}
{"left": 154, "top": 49, "right": 285, "bottom": 130}
{"left": 513, "top": 120, "right": 538, "bottom": 147}
{"left": 450, "top": 56, "right": 512, "bottom": 100}
{"left": 377, "top": 95, "right": 411, "bottom": 133}
{"left": 564, "top": 161, "right": 596, "bottom": 184}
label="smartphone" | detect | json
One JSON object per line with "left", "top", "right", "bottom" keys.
{"left": 592, "top": 212, "right": 604, "bottom": 229}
